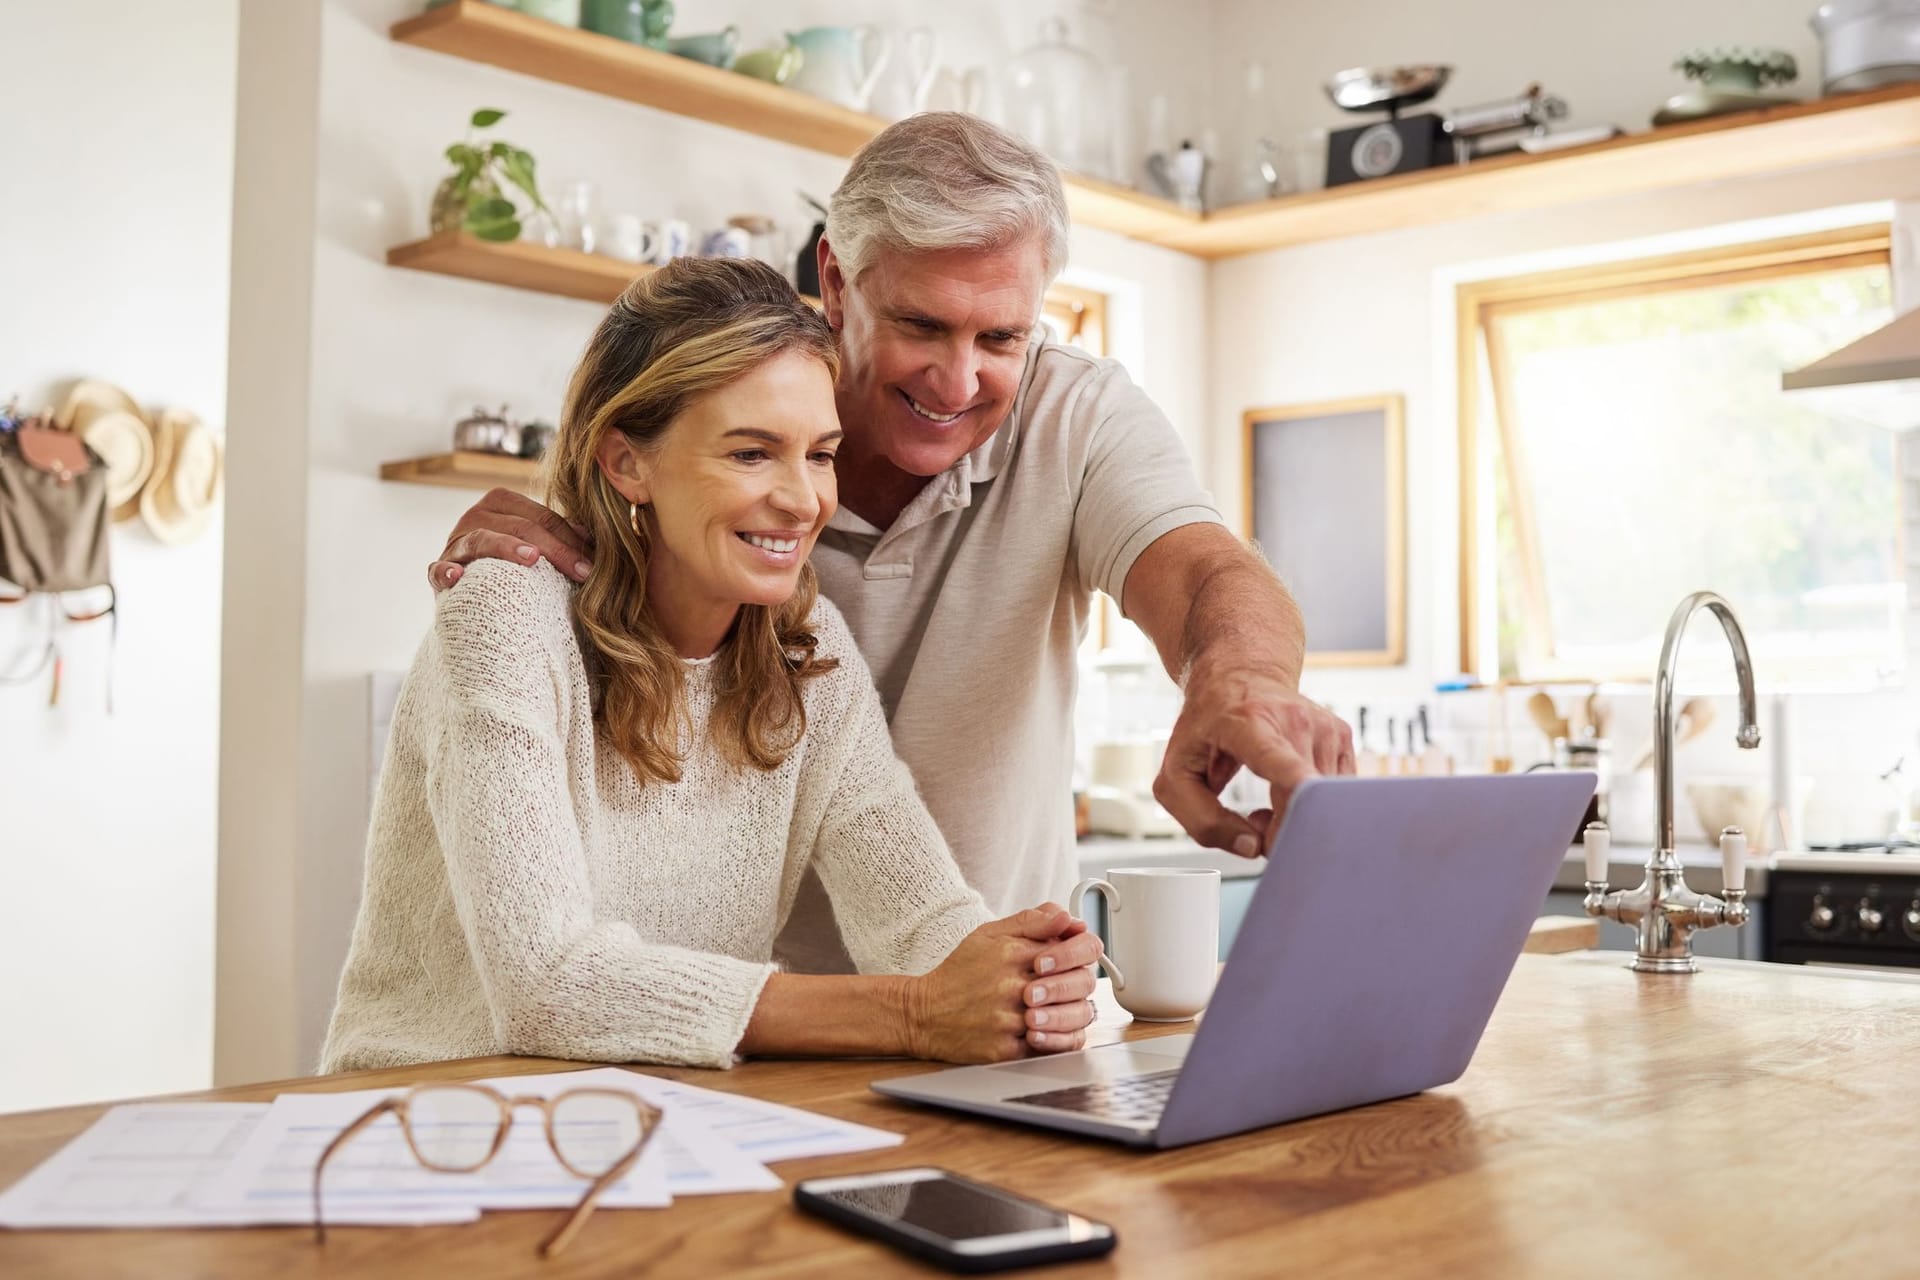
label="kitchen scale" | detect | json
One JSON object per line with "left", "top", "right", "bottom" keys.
{"left": 1324, "top": 63, "right": 1453, "bottom": 185}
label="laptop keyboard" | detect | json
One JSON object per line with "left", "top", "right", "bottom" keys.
{"left": 1007, "top": 1069, "right": 1180, "bottom": 1125}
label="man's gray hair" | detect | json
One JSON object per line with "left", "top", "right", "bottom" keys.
{"left": 825, "top": 112, "right": 1070, "bottom": 282}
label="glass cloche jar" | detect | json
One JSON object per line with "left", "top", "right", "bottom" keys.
{"left": 1000, "top": 18, "right": 1114, "bottom": 182}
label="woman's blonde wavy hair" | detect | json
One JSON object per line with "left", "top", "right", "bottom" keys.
{"left": 546, "top": 256, "right": 841, "bottom": 786}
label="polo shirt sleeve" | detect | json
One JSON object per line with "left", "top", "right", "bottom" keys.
{"left": 1068, "top": 359, "right": 1225, "bottom": 605}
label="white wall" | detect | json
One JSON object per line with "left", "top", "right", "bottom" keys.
{"left": 216, "top": 0, "right": 1215, "bottom": 1081}
{"left": 0, "top": 2, "right": 237, "bottom": 1112}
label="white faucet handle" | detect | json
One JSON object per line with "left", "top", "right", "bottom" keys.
{"left": 1720, "top": 826, "right": 1747, "bottom": 894}
{"left": 1582, "top": 822, "right": 1610, "bottom": 884}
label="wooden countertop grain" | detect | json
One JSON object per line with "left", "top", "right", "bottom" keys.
{"left": 3, "top": 954, "right": 1917, "bottom": 1279}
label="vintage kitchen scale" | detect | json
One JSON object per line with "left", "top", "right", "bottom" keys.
{"left": 1324, "top": 64, "right": 1453, "bottom": 185}
{"left": 1325, "top": 65, "right": 1575, "bottom": 184}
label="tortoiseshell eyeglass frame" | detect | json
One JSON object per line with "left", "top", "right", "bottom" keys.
{"left": 312, "top": 1082, "right": 662, "bottom": 1257}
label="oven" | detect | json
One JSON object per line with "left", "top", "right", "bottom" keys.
{"left": 1765, "top": 854, "right": 1920, "bottom": 973}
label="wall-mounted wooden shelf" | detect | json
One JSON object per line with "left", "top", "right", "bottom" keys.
{"left": 391, "top": 3, "right": 1920, "bottom": 259}
{"left": 387, "top": 230, "right": 825, "bottom": 308}
{"left": 380, "top": 450, "right": 543, "bottom": 494}
{"left": 389, "top": 0, "right": 1200, "bottom": 248}
{"left": 1161, "top": 83, "right": 1920, "bottom": 259}
{"left": 387, "top": 230, "right": 653, "bottom": 302}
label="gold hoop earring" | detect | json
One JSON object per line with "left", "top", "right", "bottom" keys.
{"left": 629, "top": 502, "right": 640, "bottom": 537}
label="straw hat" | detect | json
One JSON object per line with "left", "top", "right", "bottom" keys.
{"left": 56, "top": 380, "right": 155, "bottom": 521}
{"left": 139, "top": 408, "right": 224, "bottom": 545}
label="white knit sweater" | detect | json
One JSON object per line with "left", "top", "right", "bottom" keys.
{"left": 320, "top": 561, "right": 991, "bottom": 1073}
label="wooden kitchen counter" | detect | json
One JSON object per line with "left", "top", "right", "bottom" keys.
{"left": 4, "top": 953, "right": 1917, "bottom": 1279}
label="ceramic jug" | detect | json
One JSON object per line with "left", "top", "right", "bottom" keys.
{"left": 787, "top": 26, "right": 891, "bottom": 112}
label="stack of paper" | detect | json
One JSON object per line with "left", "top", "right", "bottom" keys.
{"left": 0, "top": 1065, "right": 904, "bottom": 1231}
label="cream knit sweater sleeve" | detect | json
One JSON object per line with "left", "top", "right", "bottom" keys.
{"left": 424, "top": 568, "right": 774, "bottom": 1068}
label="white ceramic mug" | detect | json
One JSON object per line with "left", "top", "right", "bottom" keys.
{"left": 1069, "top": 868, "right": 1219, "bottom": 1022}
{"left": 646, "top": 218, "right": 691, "bottom": 265}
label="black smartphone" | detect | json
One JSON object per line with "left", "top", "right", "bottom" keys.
{"left": 794, "top": 1167, "right": 1117, "bottom": 1274}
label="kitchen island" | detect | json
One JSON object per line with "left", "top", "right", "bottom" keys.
{"left": 3, "top": 953, "right": 1916, "bottom": 1279}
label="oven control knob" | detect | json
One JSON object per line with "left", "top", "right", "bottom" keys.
{"left": 1903, "top": 903, "right": 1920, "bottom": 941}
{"left": 1808, "top": 900, "right": 1836, "bottom": 931}
{"left": 1857, "top": 901, "right": 1885, "bottom": 934}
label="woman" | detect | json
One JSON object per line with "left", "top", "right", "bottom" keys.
{"left": 321, "top": 258, "right": 1100, "bottom": 1073}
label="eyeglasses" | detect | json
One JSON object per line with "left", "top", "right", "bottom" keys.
{"left": 312, "top": 1082, "right": 663, "bottom": 1257}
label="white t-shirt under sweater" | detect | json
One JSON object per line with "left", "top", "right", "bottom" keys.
{"left": 319, "top": 560, "right": 991, "bottom": 1073}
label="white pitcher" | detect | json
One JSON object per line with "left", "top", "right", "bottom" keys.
{"left": 787, "top": 25, "right": 892, "bottom": 113}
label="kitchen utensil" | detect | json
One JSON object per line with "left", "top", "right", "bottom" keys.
{"left": 733, "top": 40, "right": 803, "bottom": 86}
{"left": 664, "top": 27, "right": 738, "bottom": 69}
{"left": 517, "top": 420, "right": 556, "bottom": 460}
{"left": 1687, "top": 777, "right": 1812, "bottom": 853}
{"left": 699, "top": 226, "right": 751, "bottom": 258}
{"left": 919, "top": 65, "right": 989, "bottom": 115}
{"left": 1069, "top": 868, "right": 1220, "bottom": 1021}
{"left": 1325, "top": 64, "right": 1451, "bottom": 113}
{"left": 452, "top": 405, "right": 518, "bottom": 455}
{"left": 580, "top": 0, "right": 670, "bottom": 48}
{"left": 551, "top": 179, "right": 598, "bottom": 254}
{"left": 1144, "top": 141, "right": 1208, "bottom": 213}
{"left": 1812, "top": 0, "right": 1920, "bottom": 93}
{"left": 1322, "top": 64, "right": 1454, "bottom": 185}
{"left": 898, "top": 27, "right": 939, "bottom": 120}
{"left": 1526, "top": 691, "right": 1569, "bottom": 744}
{"left": 1652, "top": 47, "right": 1799, "bottom": 125}
{"left": 603, "top": 213, "right": 655, "bottom": 263}
{"left": 1002, "top": 18, "right": 1114, "bottom": 181}
{"left": 1443, "top": 83, "right": 1568, "bottom": 162}
{"left": 1631, "top": 696, "right": 1715, "bottom": 771}
{"left": 646, "top": 218, "right": 690, "bottom": 265}
{"left": 787, "top": 26, "right": 890, "bottom": 112}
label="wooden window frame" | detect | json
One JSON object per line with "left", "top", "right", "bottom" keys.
{"left": 1453, "top": 223, "right": 1894, "bottom": 679}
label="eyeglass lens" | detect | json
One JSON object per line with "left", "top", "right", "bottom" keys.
{"left": 547, "top": 1090, "right": 646, "bottom": 1178}
{"left": 406, "top": 1086, "right": 504, "bottom": 1171}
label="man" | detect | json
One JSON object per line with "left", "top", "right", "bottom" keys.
{"left": 431, "top": 113, "right": 1353, "bottom": 969}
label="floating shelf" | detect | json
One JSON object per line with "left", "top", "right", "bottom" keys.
{"left": 387, "top": 230, "right": 653, "bottom": 302}
{"left": 380, "top": 450, "right": 543, "bottom": 494}
{"left": 393, "top": 2, "right": 1920, "bottom": 259}
{"left": 1160, "top": 83, "right": 1920, "bottom": 259}
{"left": 388, "top": 1, "right": 1199, "bottom": 248}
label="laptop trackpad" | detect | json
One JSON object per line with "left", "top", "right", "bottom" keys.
{"left": 988, "top": 1039, "right": 1193, "bottom": 1087}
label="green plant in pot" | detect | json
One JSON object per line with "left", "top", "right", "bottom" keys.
{"left": 431, "top": 108, "right": 551, "bottom": 241}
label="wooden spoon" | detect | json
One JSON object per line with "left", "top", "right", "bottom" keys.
{"left": 1630, "top": 697, "right": 1715, "bottom": 771}
{"left": 1527, "top": 690, "right": 1569, "bottom": 744}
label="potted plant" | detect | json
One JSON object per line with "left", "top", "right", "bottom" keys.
{"left": 430, "top": 108, "right": 551, "bottom": 241}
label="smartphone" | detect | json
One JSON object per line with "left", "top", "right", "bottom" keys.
{"left": 793, "top": 1167, "right": 1117, "bottom": 1274}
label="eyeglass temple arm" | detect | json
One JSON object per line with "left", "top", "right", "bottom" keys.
{"left": 538, "top": 1121, "right": 655, "bottom": 1258}
{"left": 312, "top": 1098, "right": 399, "bottom": 1246}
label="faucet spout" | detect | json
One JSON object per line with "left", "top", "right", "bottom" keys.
{"left": 1653, "top": 591, "right": 1761, "bottom": 856}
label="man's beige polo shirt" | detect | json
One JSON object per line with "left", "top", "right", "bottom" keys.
{"left": 775, "top": 337, "right": 1223, "bottom": 972}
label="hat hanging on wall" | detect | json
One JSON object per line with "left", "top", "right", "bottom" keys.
{"left": 55, "top": 379, "right": 155, "bottom": 522}
{"left": 139, "top": 407, "right": 224, "bottom": 545}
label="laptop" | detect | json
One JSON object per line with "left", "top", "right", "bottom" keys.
{"left": 873, "top": 772, "right": 1595, "bottom": 1148}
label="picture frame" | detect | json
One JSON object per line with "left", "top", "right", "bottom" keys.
{"left": 1240, "top": 394, "right": 1406, "bottom": 667}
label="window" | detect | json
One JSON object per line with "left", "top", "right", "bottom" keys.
{"left": 1458, "top": 226, "right": 1900, "bottom": 686}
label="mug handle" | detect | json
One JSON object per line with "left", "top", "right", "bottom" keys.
{"left": 1068, "top": 877, "right": 1127, "bottom": 991}
{"left": 852, "top": 25, "right": 892, "bottom": 107}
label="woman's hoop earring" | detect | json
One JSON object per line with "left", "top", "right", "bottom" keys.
{"left": 629, "top": 502, "right": 640, "bottom": 537}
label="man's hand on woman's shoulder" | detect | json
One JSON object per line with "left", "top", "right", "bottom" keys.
{"left": 429, "top": 488, "right": 597, "bottom": 592}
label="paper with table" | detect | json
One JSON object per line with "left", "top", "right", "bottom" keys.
{"left": 0, "top": 1065, "right": 903, "bottom": 1231}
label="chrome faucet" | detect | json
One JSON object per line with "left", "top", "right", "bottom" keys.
{"left": 1583, "top": 591, "right": 1763, "bottom": 973}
